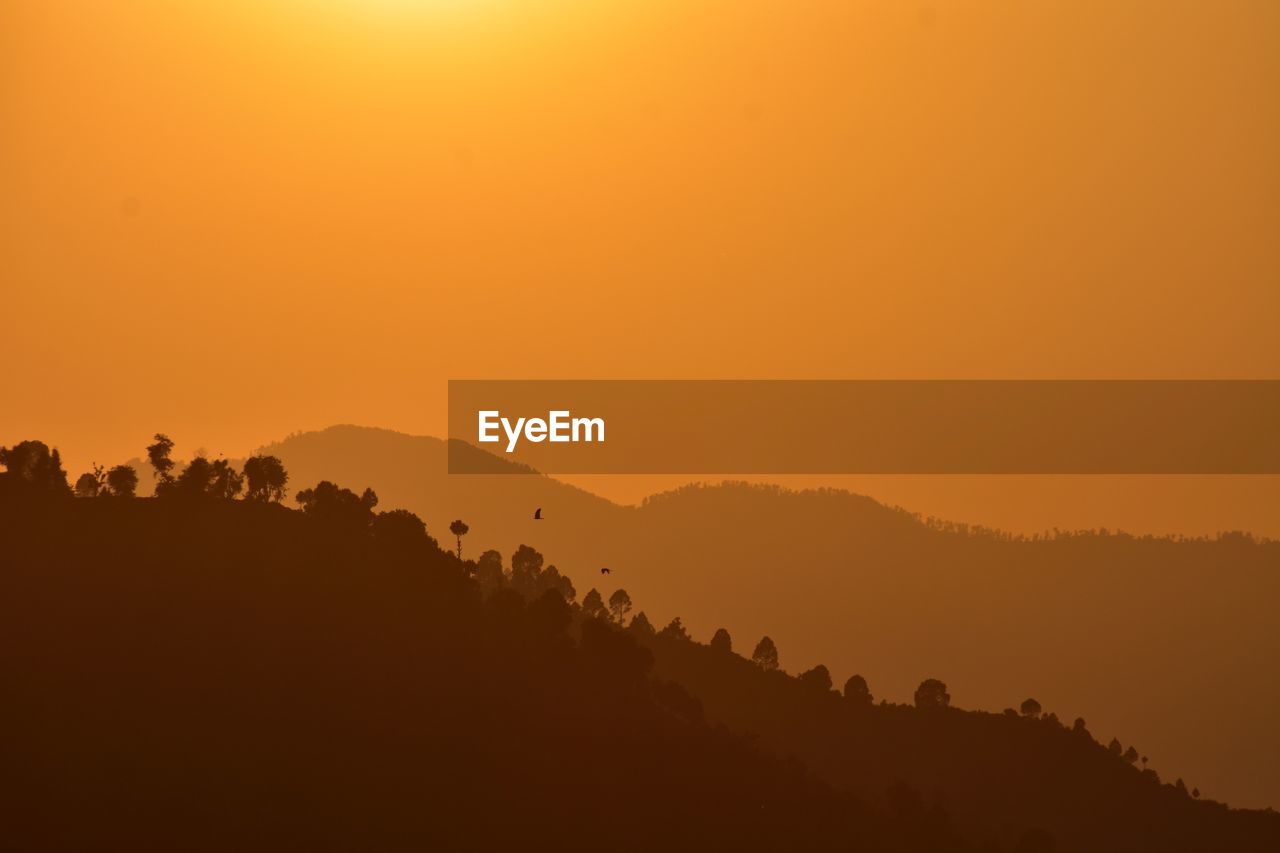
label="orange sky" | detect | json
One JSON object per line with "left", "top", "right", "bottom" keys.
{"left": 3, "top": 1, "right": 1278, "bottom": 532}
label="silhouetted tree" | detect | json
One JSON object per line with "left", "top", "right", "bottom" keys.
{"left": 74, "top": 466, "right": 105, "bottom": 498}
{"left": 843, "top": 674, "right": 873, "bottom": 705}
{"left": 208, "top": 459, "right": 244, "bottom": 499}
{"left": 371, "top": 509, "right": 428, "bottom": 546}
{"left": 106, "top": 465, "right": 138, "bottom": 497}
{"left": 74, "top": 473, "right": 99, "bottom": 497}
{"left": 710, "top": 627, "right": 732, "bottom": 654}
{"left": 0, "top": 440, "right": 70, "bottom": 494}
{"left": 1107, "top": 738, "right": 1123, "bottom": 757}
{"left": 1071, "top": 717, "right": 1089, "bottom": 737}
{"left": 173, "top": 457, "right": 216, "bottom": 496}
{"left": 752, "top": 636, "right": 779, "bottom": 671}
{"left": 580, "top": 616, "right": 654, "bottom": 687}
{"left": 607, "top": 588, "right": 633, "bottom": 624}
{"left": 475, "top": 549, "right": 504, "bottom": 595}
{"left": 1192, "top": 787, "right": 1200, "bottom": 799}
{"left": 295, "top": 481, "right": 378, "bottom": 532}
{"left": 629, "top": 611, "right": 655, "bottom": 636}
{"left": 581, "top": 588, "right": 606, "bottom": 620}
{"left": 243, "top": 454, "right": 288, "bottom": 502}
{"left": 539, "top": 565, "right": 576, "bottom": 603}
{"left": 1123, "top": 746, "right": 1140, "bottom": 766}
{"left": 914, "top": 679, "right": 950, "bottom": 710}
{"left": 146, "top": 434, "right": 175, "bottom": 490}
{"left": 528, "top": 589, "right": 572, "bottom": 639}
{"left": 798, "top": 664, "right": 832, "bottom": 692}
{"left": 1175, "top": 778, "right": 1189, "bottom": 797}
{"left": 659, "top": 617, "right": 690, "bottom": 641}
{"left": 510, "top": 544, "right": 545, "bottom": 596}
{"left": 449, "top": 519, "right": 469, "bottom": 559}
{"left": 1021, "top": 698, "right": 1042, "bottom": 718}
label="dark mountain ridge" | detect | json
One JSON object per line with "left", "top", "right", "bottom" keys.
{"left": 246, "top": 425, "right": 1280, "bottom": 811}
{"left": 3, "top": 470, "right": 1277, "bottom": 851}
{"left": 2, "top": 482, "right": 962, "bottom": 852}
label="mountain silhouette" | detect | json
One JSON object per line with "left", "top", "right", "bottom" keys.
{"left": 3, "top": 463, "right": 1277, "bottom": 852}
{"left": 2, "top": 480, "right": 960, "bottom": 852}
{"left": 245, "top": 425, "right": 1280, "bottom": 811}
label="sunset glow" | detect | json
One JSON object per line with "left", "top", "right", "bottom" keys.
{"left": 6, "top": 0, "right": 1280, "bottom": 839}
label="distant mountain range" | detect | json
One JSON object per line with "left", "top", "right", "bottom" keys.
{"left": 164, "top": 424, "right": 1280, "bottom": 809}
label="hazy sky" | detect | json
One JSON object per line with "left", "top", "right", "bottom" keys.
{"left": 4, "top": 1, "right": 1277, "bottom": 531}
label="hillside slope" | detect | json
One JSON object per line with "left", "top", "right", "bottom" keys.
{"left": 636, "top": 627, "right": 1280, "bottom": 852}
{"left": 5, "top": 476, "right": 1278, "bottom": 851}
{"left": 252, "top": 426, "right": 1280, "bottom": 809}
{"left": 1, "top": 483, "right": 972, "bottom": 853}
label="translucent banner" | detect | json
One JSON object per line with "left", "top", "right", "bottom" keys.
{"left": 447, "top": 380, "right": 1280, "bottom": 474}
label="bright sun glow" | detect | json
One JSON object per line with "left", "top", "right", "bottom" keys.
{"left": 323, "top": 0, "right": 499, "bottom": 17}
{"left": 279, "top": 0, "right": 516, "bottom": 42}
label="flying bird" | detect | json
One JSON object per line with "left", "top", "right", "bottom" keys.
{"left": 534, "top": 508, "right": 542, "bottom": 520}
{"left": 600, "top": 567, "right": 611, "bottom": 575}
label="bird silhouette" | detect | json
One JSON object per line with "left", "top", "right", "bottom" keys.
{"left": 533, "top": 508, "right": 542, "bottom": 520}
{"left": 600, "top": 567, "right": 611, "bottom": 575}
